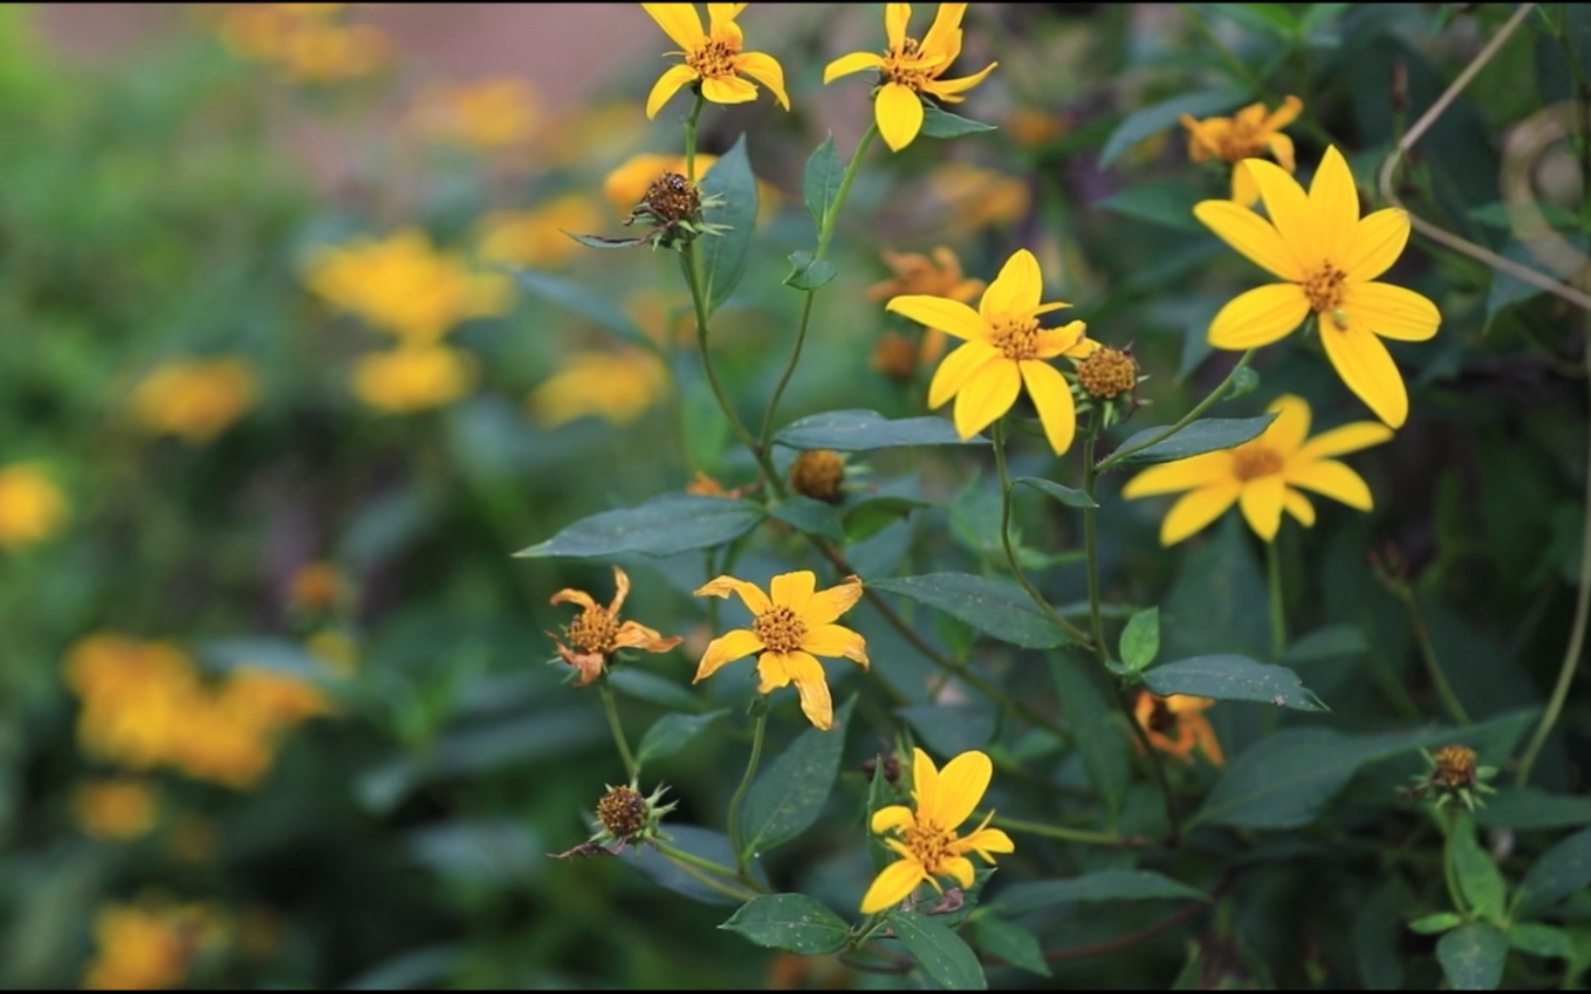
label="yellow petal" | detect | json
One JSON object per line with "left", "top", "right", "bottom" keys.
{"left": 804, "top": 575, "right": 864, "bottom": 626}
{"left": 693, "top": 628, "right": 764, "bottom": 682}
{"left": 911, "top": 747, "right": 941, "bottom": 814}
{"left": 871, "top": 804, "right": 916, "bottom": 834}
{"left": 953, "top": 360, "right": 1020, "bottom": 439}
{"left": 875, "top": 81, "right": 925, "bottom": 152}
{"left": 924, "top": 62, "right": 998, "bottom": 99}
{"left": 920, "top": 2, "right": 967, "bottom": 58}
{"left": 1231, "top": 161, "right": 1260, "bottom": 207}
{"left": 613, "top": 621, "right": 683, "bottom": 654}
{"left": 706, "top": 3, "right": 747, "bottom": 37}
{"left": 823, "top": 50, "right": 885, "bottom": 83}
{"left": 958, "top": 826, "right": 1016, "bottom": 858}
{"left": 1033, "top": 320, "right": 1087, "bottom": 358}
{"left": 941, "top": 855, "right": 977, "bottom": 888}
{"left": 1286, "top": 459, "right": 1374, "bottom": 510}
{"left": 548, "top": 588, "right": 597, "bottom": 610}
{"left": 642, "top": 3, "right": 707, "bottom": 50}
{"left": 1346, "top": 282, "right": 1440, "bottom": 341}
{"left": 1345, "top": 208, "right": 1411, "bottom": 282}
{"left": 735, "top": 51, "right": 789, "bottom": 109}
{"left": 700, "top": 74, "right": 758, "bottom": 105}
{"left": 1207, "top": 283, "right": 1311, "bottom": 349}
{"left": 1267, "top": 132, "right": 1296, "bottom": 173}
{"left": 929, "top": 341, "right": 1001, "bottom": 409}
{"left": 1238, "top": 474, "right": 1286, "bottom": 541}
{"left": 646, "top": 64, "right": 698, "bottom": 119}
{"left": 770, "top": 570, "right": 817, "bottom": 614}
{"left": 860, "top": 858, "right": 928, "bottom": 914}
{"left": 608, "top": 564, "right": 631, "bottom": 613}
{"left": 931, "top": 750, "right": 992, "bottom": 828}
{"left": 694, "top": 575, "right": 772, "bottom": 614}
{"left": 884, "top": 3, "right": 911, "bottom": 51}
{"left": 888, "top": 295, "right": 987, "bottom": 342}
{"left": 782, "top": 650, "right": 834, "bottom": 730}
{"left": 1263, "top": 393, "right": 1312, "bottom": 456}
{"left": 1267, "top": 94, "right": 1304, "bottom": 130}
{"left": 1246, "top": 157, "right": 1318, "bottom": 270}
{"left": 1320, "top": 317, "right": 1407, "bottom": 428}
{"left": 1282, "top": 487, "right": 1316, "bottom": 526}
{"left": 1160, "top": 480, "right": 1242, "bottom": 545}
{"left": 1020, "top": 360, "right": 1078, "bottom": 455}
{"left": 982, "top": 249, "right": 1042, "bottom": 321}
{"left": 1122, "top": 451, "right": 1233, "bottom": 499}
{"left": 1194, "top": 200, "right": 1304, "bottom": 281}
{"left": 1310, "top": 145, "right": 1361, "bottom": 263}
{"left": 1296, "top": 421, "right": 1393, "bottom": 460}
{"left": 801, "top": 623, "right": 870, "bottom": 667}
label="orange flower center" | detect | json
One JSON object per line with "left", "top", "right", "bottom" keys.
{"left": 1210, "top": 121, "right": 1272, "bottom": 162}
{"left": 883, "top": 37, "right": 935, "bottom": 91}
{"left": 903, "top": 818, "right": 958, "bottom": 875}
{"left": 1231, "top": 444, "right": 1284, "bottom": 481}
{"left": 753, "top": 605, "right": 807, "bottom": 654}
{"left": 989, "top": 316, "right": 1040, "bottom": 361}
{"left": 1302, "top": 263, "right": 1348, "bottom": 321}
{"left": 567, "top": 607, "right": 620, "bottom": 655}
{"left": 688, "top": 38, "right": 741, "bottom": 80}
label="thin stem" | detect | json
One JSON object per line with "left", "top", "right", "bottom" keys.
{"left": 1096, "top": 350, "right": 1256, "bottom": 474}
{"left": 650, "top": 840, "right": 763, "bottom": 901}
{"left": 990, "top": 812, "right": 1150, "bottom": 848}
{"left": 598, "top": 682, "right": 638, "bottom": 782}
{"left": 1265, "top": 538, "right": 1286, "bottom": 662}
{"left": 726, "top": 706, "right": 768, "bottom": 870}
{"left": 1395, "top": 586, "right": 1472, "bottom": 726}
{"left": 683, "top": 93, "right": 704, "bottom": 182}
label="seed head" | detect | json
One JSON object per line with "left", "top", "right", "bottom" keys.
{"left": 596, "top": 784, "right": 649, "bottom": 839}
{"left": 789, "top": 449, "right": 846, "bottom": 503}
{"left": 1077, "top": 346, "right": 1140, "bottom": 399}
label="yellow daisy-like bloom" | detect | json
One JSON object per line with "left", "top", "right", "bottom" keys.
{"left": 529, "top": 349, "right": 669, "bottom": 428}
{"left": 1132, "top": 692, "right": 1224, "bottom": 766}
{"left": 130, "top": 358, "right": 258, "bottom": 445}
{"left": 868, "top": 246, "right": 985, "bottom": 364}
{"left": 860, "top": 747, "right": 1014, "bottom": 914}
{"left": 642, "top": 3, "right": 790, "bottom": 119}
{"left": 1122, "top": 393, "right": 1392, "bottom": 545}
{"left": 475, "top": 195, "right": 606, "bottom": 270}
{"left": 351, "top": 345, "right": 477, "bottom": 414}
{"left": 693, "top": 571, "right": 868, "bottom": 730}
{"left": 1195, "top": 146, "right": 1441, "bottom": 427}
{"left": 0, "top": 462, "right": 68, "bottom": 549}
{"left": 1181, "top": 96, "right": 1302, "bottom": 206}
{"left": 550, "top": 565, "right": 683, "bottom": 687}
{"left": 888, "top": 248, "right": 1097, "bottom": 454}
{"left": 823, "top": 3, "right": 998, "bottom": 152}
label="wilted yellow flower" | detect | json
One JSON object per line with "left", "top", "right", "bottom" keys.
{"left": 130, "top": 359, "right": 257, "bottom": 444}
{"left": 0, "top": 462, "right": 68, "bottom": 549}
{"left": 1133, "top": 692, "right": 1224, "bottom": 766}
{"left": 411, "top": 76, "right": 541, "bottom": 150}
{"left": 824, "top": 3, "right": 998, "bottom": 152}
{"left": 868, "top": 247, "right": 985, "bottom": 363}
{"left": 1122, "top": 394, "right": 1391, "bottom": 544}
{"left": 642, "top": 3, "right": 790, "bottom": 119}
{"left": 530, "top": 349, "right": 669, "bottom": 427}
{"left": 82, "top": 901, "right": 223, "bottom": 991}
{"left": 351, "top": 345, "right": 477, "bottom": 414}
{"left": 475, "top": 195, "right": 605, "bottom": 269}
{"left": 861, "top": 748, "right": 1014, "bottom": 913}
{"left": 1182, "top": 96, "right": 1302, "bottom": 206}
{"left": 549, "top": 565, "right": 682, "bottom": 686}
{"left": 927, "top": 163, "right": 1031, "bottom": 231}
{"left": 604, "top": 152, "right": 720, "bottom": 215}
{"left": 74, "top": 779, "right": 160, "bottom": 841}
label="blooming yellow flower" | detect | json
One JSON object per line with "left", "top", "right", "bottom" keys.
{"left": 0, "top": 462, "right": 68, "bottom": 549}
{"left": 73, "top": 779, "right": 161, "bottom": 841}
{"left": 824, "top": 3, "right": 998, "bottom": 152}
{"left": 351, "top": 345, "right": 477, "bottom": 414}
{"left": 868, "top": 247, "right": 985, "bottom": 364}
{"left": 1181, "top": 96, "right": 1302, "bottom": 206}
{"left": 642, "top": 3, "right": 790, "bottom": 119}
{"left": 476, "top": 195, "right": 606, "bottom": 269}
{"left": 1195, "top": 146, "right": 1441, "bottom": 427}
{"left": 411, "top": 76, "right": 542, "bottom": 151}
{"left": 693, "top": 571, "right": 868, "bottom": 730}
{"left": 1122, "top": 394, "right": 1392, "bottom": 544}
{"left": 549, "top": 565, "right": 683, "bottom": 686}
{"left": 860, "top": 747, "right": 1014, "bottom": 913}
{"left": 888, "top": 248, "right": 1097, "bottom": 454}
{"left": 1133, "top": 692, "right": 1224, "bottom": 766}
{"left": 82, "top": 901, "right": 224, "bottom": 991}
{"left": 529, "top": 349, "right": 670, "bottom": 428}
{"left": 130, "top": 358, "right": 257, "bottom": 444}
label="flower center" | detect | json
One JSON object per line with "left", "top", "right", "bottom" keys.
{"left": 903, "top": 819, "right": 959, "bottom": 875}
{"left": 989, "top": 316, "right": 1040, "bottom": 361}
{"left": 1231, "top": 444, "right": 1284, "bottom": 481}
{"left": 1077, "top": 346, "right": 1139, "bottom": 398}
{"left": 1302, "top": 264, "right": 1348, "bottom": 324}
{"left": 566, "top": 607, "right": 620, "bottom": 655}
{"left": 882, "top": 37, "right": 935, "bottom": 91}
{"left": 1212, "top": 121, "right": 1270, "bottom": 162}
{"left": 753, "top": 605, "right": 807, "bottom": 654}
{"left": 687, "top": 38, "right": 741, "bottom": 80}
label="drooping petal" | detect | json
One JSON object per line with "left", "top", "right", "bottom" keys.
{"left": 1296, "top": 421, "right": 1393, "bottom": 460}
{"left": 556, "top": 645, "right": 607, "bottom": 688}
{"left": 646, "top": 64, "right": 699, "bottom": 119}
{"left": 1032, "top": 321, "right": 1086, "bottom": 358}
{"left": 608, "top": 564, "right": 631, "bottom": 613}
{"left": 1345, "top": 208, "right": 1411, "bottom": 282}
{"left": 700, "top": 74, "right": 759, "bottom": 105}
{"left": 1281, "top": 487, "right": 1316, "bottom": 526}
{"left": 871, "top": 804, "right": 916, "bottom": 834}
{"left": 801, "top": 623, "right": 870, "bottom": 667}
{"left": 613, "top": 621, "right": 684, "bottom": 653}
{"left": 1319, "top": 318, "right": 1408, "bottom": 428}
{"left": 1346, "top": 282, "right": 1440, "bottom": 342}
{"left": 1246, "top": 157, "right": 1318, "bottom": 270}
{"left": 782, "top": 650, "right": 834, "bottom": 729}
{"left": 804, "top": 575, "right": 865, "bottom": 626}
{"left": 1207, "top": 282, "right": 1312, "bottom": 349}
{"left": 694, "top": 575, "right": 772, "bottom": 614}
{"left": 1020, "top": 360, "right": 1078, "bottom": 455}
{"left": 1266, "top": 94, "right": 1304, "bottom": 130}
{"left": 1194, "top": 200, "right": 1305, "bottom": 281}
{"left": 953, "top": 360, "right": 1021, "bottom": 439}
{"left": 1263, "top": 394, "right": 1312, "bottom": 457}
{"left": 548, "top": 588, "right": 597, "bottom": 610}
{"left": 957, "top": 826, "right": 1016, "bottom": 859}
{"left": 875, "top": 81, "right": 925, "bottom": 152}
{"left": 735, "top": 51, "right": 789, "bottom": 109}
{"left": 1310, "top": 145, "right": 1362, "bottom": 264}
{"left": 911, "top": 747, "right": 941, "bottom": 817}
{"left": 931, "top": 750, "right": 992, "bottom": 828}
{"left": 1121, "top": 451, "right": 1233, "bottom": 499}
{"left": 1238, "top": 474, "right": 1286, "bottom": 541}
{"left": 923, "top": 62, "right": 999, "bottom": 100}
{"left": 860, "top": 858, "right": 929, "bottom": 914}
{"left": 1160, "top": 480, "right": 1242, "bottom": 546}
{"left": 642, "top": 2, "right": 707, "bottom": 50}
{"left": 1231, "top": 160, "right": 1260, "bottom": 207}
{"left": 885, "top": 3, "right": 912, "bottom": 50}
{"left": 982, "top": 249, "right": 1043, "bottom": 321}
{"left": 1189, "top": 713, "right": 1225, "bottom": 766}
{"left": 1267, "top": 132, "right": 1296, "bottom": 173}
{"left": 888, "top": 295, "right": 987, "bottom": 342}
{"left": 1286, "top": 459, "right": 1374, "bottom": 510}
{"left": 770, "top": 570, "right": 816, "bottom": 614}
{"left": 694, "top": 628, "right": 765, "bottom": 681}
{"left": 941, "top": 855, "right": 977, "bottom": 888}
{"left": 929, "top": 341, "right": 1000, "bottom": 409}
{"left": 920, "top": 2, "right": 967, "bottom": 59}
{"left": 823, "top": 50, "right": 885, "bottom": 83}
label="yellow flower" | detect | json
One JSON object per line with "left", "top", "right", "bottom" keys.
{"left": 888, "top": 248, "right": 1097, "bottom": 454}
{"left": 549, "top": 565, "right": 683, "bottom": 687}
{"left": 868, "top": 247, "right": 985, "bottom": 364}
{"left": 0, "top": 462, "right": 68, "bottom": 549}
{"left": 529, "top": 349, "right": 669, "bottom": 427}
{"left": 860, "top": 747, "right": 1014, "bottom": 913}
{"left": 604, "top": 152, "right": 720, "bottom": 216}
{"left": 824, "top": 3, "right": 998, "bottom": 152}
{"left": 351, "top": 345, "right": 477, "bottom": 414}
{"left": 73, "top": 779, "right": 161, "bottom": 841}
{"left": 411, "top": 76, "right": 541, "bottom": 151}
{"left": 693, "top": 571, "right": 868, "bottom": 730}
{"left": 1195, "top": 146, "right": 1441, "bottom": 427}
{"left": 1181, "top": 96, "right": 1302, "bottom": 206}
{"left": 67, "top": 635, "right": 202, "bottom": 772}
{"left": 642, "top": 3, "right": 790, "bottom": 118}
{"left": 277, "top": 20, "right": 389, "bottom": 81}
{"left": 1122, "top": 394, "right": 1392, "bottom": 544}
{"left": 82, "top": 901, "right": 225, "bottom": 991}
{"left": 926, "top": 162, "right": 1031, "bottom": 231}
{"left": 1132, "top": 692, "right": 1224, "bottom": 766}
{"left": 130, "top": 358, "right": 258, "bottom": 444}
{"left": 476, "top": 195, "right": 606, "bottom": 269}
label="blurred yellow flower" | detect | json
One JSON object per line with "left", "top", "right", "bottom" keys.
{"left": 73, "top": 779, "right": 161, "bottom": 841}
{"left": 352, "top": 345, "right": 477, "bottom": 414}
{"left": 642, "top": 3, "right": 790, "bottom": 119}
{"left": 530, "top": 349, "right": 669, "bottom": 428}
{"left": 130, "top": 358, "right": 258, "bottom": 444}
{"left": 604, "top": 152, "right": 720, "bottom": 216}
{"left": 476, "top": 195, "right": 605, "bottom": 269}
{"left": 1133, "top": 691, "right": 1224, "bottom": 766}
{"left": 411, "top": 76, "right": 542, "bottom": 151}
{"left": 1122, "top": 394, "right": 1392, "bottom": 544}
{"left": 1182, "top": 96, "right": 1301, "bottom": 206}
{"left": 0, "top": 462, "right": 68, "bottom": 549}
{"left": 306, "top": 229, "right": 512, "bottom": 344}
{"left": 927, "top": 163, "right": 1031, "bottom": 231}
{"left": 824, "top": 3, "right": 997, "bottom": 151}
{"left": 215, "top": 3, "right": 389, "bottom": 82}
{"left": 82, "top": 901, "right": 224, "bottom": 991}
{"left": 1006, "top": 107, "right": 1069, "bottom": 148}
{"left": 549, "top": 565, "right": 683, "bottom": 687}
{"left": 868, "top": 247, "right": 985, "bottom": 364}
{"left": 288, "top": 561, "right": 346, "bottom": 613}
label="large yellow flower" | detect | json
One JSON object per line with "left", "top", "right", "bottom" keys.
{"left": 642, "top": 3, "right": 789, "bottom": 119}
{"left": 1122, "top": 394, "right": 1392, "bottom": 545}
{"left": 860, "top": 748, "right": 1014, "bottom": 914}
{"left": 1195, "top": 146, "right": 1441, "bottom": 427}
{"left": 888, "top": 249, "right": 1097, "bottom": 454}
{"left": 1181, "top": 96, "right": 1302, "bottom": 206}
{"left": 693, "top": 571, "right": 867, "bottom": 730}
{"left": 823, "top": 3, "right": 998, "bottom": 152}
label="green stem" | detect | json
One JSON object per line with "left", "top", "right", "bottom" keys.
{"left": 598, "top": 682, "right": 638, "bottom": 782}
{"left": 651, "top": 840, "right": 762, "bottom": 900}
{"left": 1096, "top": 350, "right": 1256, "bottom": 474}
{"left": 726, "top": 705, "right": 768, "bottom": 870}
{"left": 1265, "top": 537, "right": 1286, "bottom": 663}
{"left": 990, "top": 813, "right": 1148, "bottom": 847}
{"left": 683, "top": 93, "right": 704, "bottom": 182}
{"left": 1439, "top": 813, "right": 1469, "bottom": 917}
{"left": 1395, "top": 586, "right": 1472, "bottom": 726}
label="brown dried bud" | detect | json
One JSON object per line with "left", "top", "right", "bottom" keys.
{"left": 788, "top": 449, "right": 846, "bottom": 504}
{"left": 1076, "top": 346, "right": 1139, "bottom": 399}
{"left": 640, "top": 172, "right": 701, "bottom": 226}
{"left": 596, "top": 784, "right": 648, "bottom": 840}
{"left": 1433, "top": 744, "right": 1477, "bottom": 790}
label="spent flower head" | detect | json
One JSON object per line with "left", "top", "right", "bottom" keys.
{"left": 642, "top": 3, "right": 789, "bottom": 118}
{"left": 1132, "top": 691, "right": 1224, "bottom": 766}
{"left": 549, "top": 566, "right": 682, "bottom": 687}
{"left": 1404, "top": 744, "right": 1497, "bottom": 811}
{"left": 1182, "top": 96, "right": 1302, "bottom": 206}
{"left": 788, "top": 449, "right": 846, "bottom": 503}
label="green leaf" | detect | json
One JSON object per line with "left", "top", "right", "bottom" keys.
{"left": 784, "top": 250, "right": 837, "bottom": 291}
{"left": 1097, "top": 182, "right": 1205, "bottom": 232}
{"left": 1508, "top": 923, "right": 1572, "bottom": 959}
{"left": 994, "top": 870, "right": 1207, "bottom": 915}
{"left": 1013, "top": 476, "right": 1097, "bottom": 509}
{"left": 770, "top": 495, "right": 846, "bottom": 542}
{"left": 895, "top": 704, "right": 996, "bottom": 757}
{"left": 1437, "top": 922, "right": 1508, "bottom": 990}
{"left": 697, "top": 133, "right": 758, "bottom": 316}
{"left": 1099, "top": 85, "right": 1249, "bottom": 168}
{"left": 1448, "top": 813, "right": 1507, "bottom": 924}
{"left": 636, "top": 710, "right": 726, "bottom": 765}
{"left": 1409, "top": 912, "right": 1464, "bottom": 935}
{"left": 803, "top": 134, "right": 843, "bottom": 228}
{"left": 1049, "top": 653, "right": 1128, "bottom": 822}
{"left": 514, "top": 493, "right": 764, "bottom": 558}
{"left": 887, "top": 912, "right": 988, "bottom": 990}
{"left": 563, "top": 231, "right": 649, "bottom": 250}
{"left": 1283, "top": 624, "right": 1368, "bottom": 664}
{"left": 1141, "top": 654, "right": 1327, "bottom": 711}
{"left": 623, "top": 825, "right": 762, "bottom": 905}
{"left": 1204, "top": 2, "right": 1297, "bottom": 38}
{"left": 511, "top": 269, "right": 658, "bottom": 353}
{"left": 1355, "top": 878, "right": 1411, "bottom": 989}
{"left": 865, "top": 756, "right": 904, "bottom": 872}
{"left": 719, "top": 894, "right": 850, "bottom": 954}
{"left": 1119, "top": 607, "right": 1160, "bottom": 671}
{"left": 740, "top": 699, "right": 855, "bottom": 859}
{"left": 868, "top": 573, "right": 1074, "bottom": 649}
{"left": 1513, "top": 826, "right": 1591, "bottom": 919}
{"left": 1476, "top": 788, "right": 1591, "bottom": 830}
{"left": 607, "top": 669, "right": 702, "bottom": 712}
{"left": 775, "top": 409, "right": 987, "bottom": 451}
{"left": 918, "top": 102, "right": 998, "bottom": 139}
{"left": 1298, "top": 2, "right": 1352, "bottom": 39}
{"left": 1111, "top": 414, "right": 1279, "bottom": 466}
{"left": 843, "top": 495, "right": 928, "bottom": 542}
{"left": 974, "top": 917, "right": 1051, "bottom": 977}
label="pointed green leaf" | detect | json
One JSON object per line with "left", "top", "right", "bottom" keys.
{"left": 1437, "top": 922, "right": 1508, "bottom": 990}
{"left": 1141, "top": 654, "right": 1326, "bottom": 711}
{"left": 1409, "top": 912, "right": 1464, "bottom": 935}
{"left": 803, "top": 135, "right": 843, "bottom": 227}
{"left": 1513, "top": 826, "right": 1591, "bottom": 919}
{"left": 994, "top": 870, "right": 1206, "bottom": 915}
{"left": 720, "top": 894, "right": 850, "bottom": 954}
{"left": 1119, "top": 607, "right": 1160, "bottom": 671}
{"left": 1448, "top": 813, "right": 1507, "bottom": 924}
{"left": 740, "top": 699, "right": 855, "bottom": 858}
{"left": 869, "top": 573, "right": 1074, "bottom": 649}
{"left": 1013, "top": 476, "right": 1097, "bottom": 509}
{"left": 974, "top": 917, "right": 1051, "bottom": 977}
{"left": 515, "top": 493, "right": 764, "bottom": 558}
{"left": 1111, "top": 414, "right": 1279, "bottom": 466}
{"left": 1098, "top": 182, "right": 1205, "bottom": 232}
{"left": 697, "top": 133, "right": 757, "bottom": 315}
{"left": 887, "top": 912, "right": 988, "bottom": 990}
{"left": 918, "top": 102, "right": 997, "bottom": 139}
{"left": 770, "top": 494, "right": 846, "bottom": 542}
{"left": 1508, "top": 923, "right": 1572, "bottom": 959}
{"left": 775, "top": 409, "right": 987, "bottom": 451}
{"left": 1475, "top": 788, "right": 1591, "bottom": 830}
{"left": 784, "top": 250, "right": 837, "bottom": 290}
{"left": 636, "top": 710, "right": 727, "bottom": 765}
{"left": 1049, "top": 652, "right": 1128, "bottom": 821}
{"left": 623, "top": 825, "right": 764, "bottom": 905}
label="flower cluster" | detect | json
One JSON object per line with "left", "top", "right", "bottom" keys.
{"left": 129, "top": 358, "right": 258, "bottom": 445}
{"left": 82, "top": 900, "right": 226, "bottom": 990}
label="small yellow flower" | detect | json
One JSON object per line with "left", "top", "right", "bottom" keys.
{"left": 1122, "top": 394, "right": 1392, "bottom": 544}
{"left": 82, "top": 901, "right": 225, "bottom": 991}
{"left": 411, "top": 76, "right": 541, "bottom": 151}
{"left": 475, "top": 195, "right": 606, "bottom": 269}
{"left": 549, "top": 565, "right": 682, "bottom": 687}
{"left": 926, "top": 162, "right": 1031, "bottom": 231}
{"left": 860, "top": 747, "right": 1014, "bottom": 913}
{"left": 1195, "top": 146, "right": 1441, "bottom": 427}
{"left": 1132, "top": 692, "right": 1224, "bottom": 766}
{"left": 0, "top": 462, "right": 68, "bottom": 549}
{"left": 824, "top": 3, "right": 998, "bottom": 152}
{"left": 888, "top": 248, "right": 1097, "bottom": 454}
{"left": 642, "top": 3, "right": 790, "bottom": 118}
{"left": 1181, "top": 96, "right": 1302, "bottom": 206}
{"left": 529, "top": 349, "right": 669, "bottom": 428}
{"left": 73, "top": 779, "right": 161, "bottom": 841}
{"left": 130, "top": 358, "right": 258, "bottom": 444}
{"left": 351, "top": 345, "right": 477, "bottom": 414}
{"left": 868, "top": 247, "right": 985, "bottom": 364}
{"left": 693, "top": 571, "right": 868, "bottom": 730}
